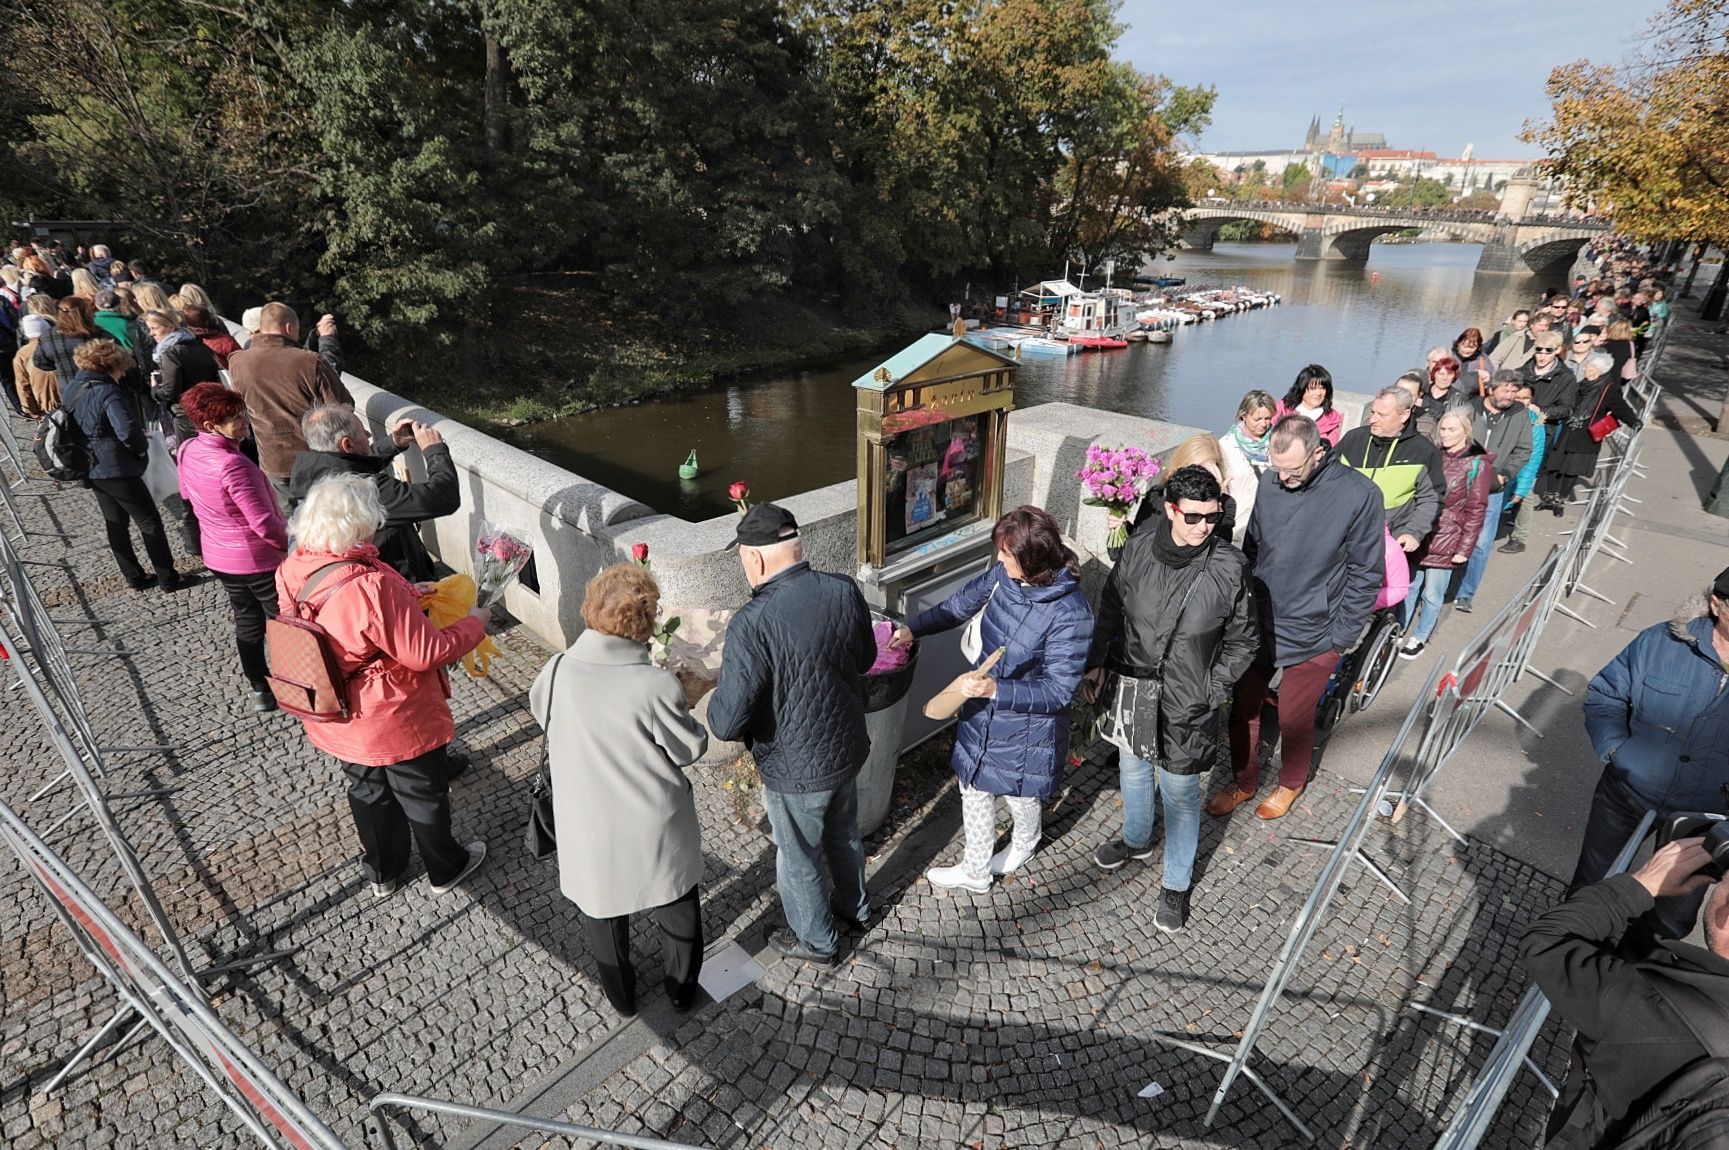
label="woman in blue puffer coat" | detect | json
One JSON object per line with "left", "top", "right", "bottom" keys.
{"left": 895, "top": 506, "right": 1094, "bottom": 892}
{"left": 1574, "top": 570, "right": 1729, "bottom": 901}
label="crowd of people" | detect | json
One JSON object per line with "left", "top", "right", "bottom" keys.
{"left": 9, "top": 236, "right": 1722, "bottom": 1147}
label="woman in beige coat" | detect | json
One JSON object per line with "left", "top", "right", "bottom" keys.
{"left": 530, "top": 563, "right": 708, "bottom": 1017}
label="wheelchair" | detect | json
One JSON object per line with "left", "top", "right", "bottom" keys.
{"left": 1315, "top": 607, "right": 1405, "bottom": 731}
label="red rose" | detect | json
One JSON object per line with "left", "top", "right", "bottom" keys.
{"left": 728, "top": 481, "right": 749, "bottom": 502}
{"left": 630, "top": 543, "right": 649, "bottom": 564}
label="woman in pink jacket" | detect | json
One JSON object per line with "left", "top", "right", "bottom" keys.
{"left": 176, "top": 383, "right": 289, "bottom": 713}
{"left": 1275, "top": 364, "right": 1343, "bottom": 446}
{"left": 277, "top": 473, "right": 491, "bottom": 898}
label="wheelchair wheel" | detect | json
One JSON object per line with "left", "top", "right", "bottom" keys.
{"left": 1349, "top": 613, "right": 1403, "bottom": 714}
{"left": 1317, "top": 692, "right": 1347, "bottom": 731}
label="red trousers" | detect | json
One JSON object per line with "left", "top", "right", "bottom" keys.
{"left": 1229, "top": 649, "right": 1341, "bottom": 792}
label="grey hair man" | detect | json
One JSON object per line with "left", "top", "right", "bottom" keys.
{"left": 287, "top": 404, "right": 457, "bottom": 582}
{"left": 1210, "top": 414, "right": 1384, "bottom": 822}
{"left": 1336, "top": 384, "right": 1445, "bottom": 556}
{"left": 227, "top": 300, "right": 353, "bottom": 495}
{"left": 706, "top": 502, "right": 877, "bottom": 967}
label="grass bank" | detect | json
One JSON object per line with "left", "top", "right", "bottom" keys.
{"left": 348, "top": 284, "right": 937, "bottom": 431}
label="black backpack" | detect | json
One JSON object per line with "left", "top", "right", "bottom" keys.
{"left": 34, "top": 405, "right": 92, "bottom": 481}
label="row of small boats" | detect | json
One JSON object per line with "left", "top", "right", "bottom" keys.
{"left": 970, "top": 285, "right": 1282, "bottom": 356}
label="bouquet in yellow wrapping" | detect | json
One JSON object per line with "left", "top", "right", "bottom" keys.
{"left": 419, "top": 573, "right": 502, "bottom": 677}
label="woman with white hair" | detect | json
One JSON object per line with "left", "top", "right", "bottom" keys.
{"left": 1534, "top": 349, "right": 1641, "bottom": 514}
{"left": 276, "top": 473, "right": 493, "bottom": 898}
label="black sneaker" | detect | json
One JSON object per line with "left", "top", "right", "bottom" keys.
{"left": 1155, "top": 887, "right": 1191, "bottom": 934}
{"left": 1498, "top": 540, "right": 1526, "bottom": 555}
{"left": 250, "top": 688, "right": 278, "bottom": 714}
{"left": 1454, "top": 598, "right": 1474, "bottom": 614}
{"left": 1397, "top": 640, "right": 1427, "bottom": 660}
{"left": 831, "top": 905, "right": 870, "bottom": 935}
{"left": 768, "top": 927, "right": 838, "bottom": 967}
{"left": 1094, "top": 839, "right": 1156, "bottom": 870}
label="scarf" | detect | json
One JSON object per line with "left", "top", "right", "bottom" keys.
{"left": 1296, "top": 402, "right": 1326, "bottom": 422}
{"left": 152, "top": 327, "right": 194, "bottom": 365}
{"left": 1149, "top": 511, "right": 1210, "bottom": 570}
{"left": 1230, "top": 423, "right": 1270, "bottom": 467}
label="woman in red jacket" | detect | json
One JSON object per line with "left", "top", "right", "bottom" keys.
{"left": 1399, "top": 410, "right": 1495, "bottom": 660}
{"left": 277, "top": 473, "right": 492, "bottom": 898}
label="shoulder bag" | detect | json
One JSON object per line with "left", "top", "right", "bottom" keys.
{"left": 524, "top": 655, "right": 563, "bottom": 860}
{"left": 1585, "top": 381, "right": 1620, "bottom": 444}
{"left": 1099, "top": 549, "right": 1213, "bottom": 762}
{"left": 959, "top": 582, "right": 999, "bottom": 664}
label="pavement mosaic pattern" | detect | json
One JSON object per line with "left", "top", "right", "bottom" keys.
{"left": 1, "top": 423, "right": 1576, "bottom": 1150}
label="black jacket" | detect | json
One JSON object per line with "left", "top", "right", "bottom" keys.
{"left": 63, "top": 369, "right": 150, "bottom": 480}
{"left": 707, "top": 562, "right": 875, "bottom": 794}
{"left": 1113, "top": 490, "right": 1237, "bottom": 562}
{"left": 1468, "top": 395, "right": 1533, "bottom": 490}
{"left": 1524, "top": 360, "right": 1581, "bottom": 426}
{"left": 149, "top": 336, "right": 223, "bottom": 444}
{"left": 287, "top": 443, "right": 460, "bottom": 582}
{"left": 1088, "top": 528, "right": 1259, "bottom": 774}
{"left": 1520, "top": 874, "right": 1729, "bottom": 1149}
{"left": 1244, "top": 445, "right": 1385, "bottom": 666}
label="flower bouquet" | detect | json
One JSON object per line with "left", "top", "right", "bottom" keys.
{"left": 1076, "top": 445, "right": 1161, "bottom": 550}
{"left": 474, "top": 522, "right": 533, "bottom": 607}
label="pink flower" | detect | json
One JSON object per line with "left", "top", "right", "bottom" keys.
{"left": 631, "top": 542, "right": 649, "bottom": 565}
{"left": 728, "top": 481, "right": 749, "bottom": 502}
{"left": 490, "top": 537, "right": 515, "bottom": 562}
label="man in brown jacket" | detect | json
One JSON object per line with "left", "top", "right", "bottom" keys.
{"left": 228, "top": 301, "right": 352, "bottom": 509}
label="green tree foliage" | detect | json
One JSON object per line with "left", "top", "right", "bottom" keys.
{"left": 1379, "top": 176, "right": 1453, "bottom": 209}
{"left": 0, "top": 0, "right": 1208, "bottom": 402}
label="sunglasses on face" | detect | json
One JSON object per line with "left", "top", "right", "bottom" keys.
{"left": 1173, "top": 509, "right": 1224, "bottom": 525}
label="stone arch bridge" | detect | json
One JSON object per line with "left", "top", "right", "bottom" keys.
{"left": 1178, "top": 205, "right": 1611, "bottom": 274}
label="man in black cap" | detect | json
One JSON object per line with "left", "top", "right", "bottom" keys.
{"left": 707, "top": 503, "right": 878, "bottom": 966}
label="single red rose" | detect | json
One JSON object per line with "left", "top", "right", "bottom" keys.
{"left": 728, "top": 481, "right": 749, "bottom": 502}
{"left": 630, "top": 542, "right": 649, "bottom": 564}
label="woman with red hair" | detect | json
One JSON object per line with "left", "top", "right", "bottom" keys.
{"left": 176, "top": 382, "right": 289, "bottom": 712}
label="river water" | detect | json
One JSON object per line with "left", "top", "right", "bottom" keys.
{"left": 519, "top": 242, "right": 1557, "bottom": 520}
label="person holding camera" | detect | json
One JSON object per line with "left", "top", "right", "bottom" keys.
{"left": 1520, "top": 835, "right": 1729, "bottom": 1148}
{"left": 1572, "top": 568, "right": 1729, "bottom": 901}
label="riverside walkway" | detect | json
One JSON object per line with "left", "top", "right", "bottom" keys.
{"left": 1, "top": 316, "right": 1725, "bottom": 1149}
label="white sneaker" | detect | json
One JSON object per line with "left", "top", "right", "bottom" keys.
{"left": 989, "top": 836, "right": 1041, "bottom": 875}
{"left": 429, "top": 841, "right": 487, "bottom": 894}
{"left": 926, "top": 863, "right": 992, "bottom": 892}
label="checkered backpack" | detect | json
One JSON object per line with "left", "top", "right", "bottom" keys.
{"left": 265, "top": 560, "right": 378, "bottom": 722}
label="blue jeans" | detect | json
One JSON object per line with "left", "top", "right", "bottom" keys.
{"left": 1453, "top": 489, "right": 1504, "bottom": 604}
{"left": 1118, "top": 750, "right": 1202, "bottom": 892}
{"left": 1402, "top": 565, "right": 1452, "bottom": 643}
{"left": 761, "top": 779, "right": 870, "bottom": 957}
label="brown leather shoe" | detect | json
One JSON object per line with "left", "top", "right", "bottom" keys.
{"left": 1205, "top": 785, "right": 1258, "bottom": 817}
{"left": 1254, "top": 785, "right": 1304, "bottom": 820}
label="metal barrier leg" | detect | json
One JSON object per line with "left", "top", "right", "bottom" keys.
{"left": 1289, "top": 838, "right": 1411, "bottom": 904}
{"left": 1521, "top": 667, "right": 1574, "bottom": 697}
{"left": 1572, "top": 581, "right": 1614, "bottom": 606}
{"left": 1493, "top": 699, "right": 1544, "bottom": 739}
{"left": 1554, "top": 602, "right": 1597, "bottom": 628}
{"left": 40, "top": 1005, "right": 137, "bottom": 1094}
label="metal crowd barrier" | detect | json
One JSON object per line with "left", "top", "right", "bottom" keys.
{"left": 0, "top": 609, "right": 295, "bottom": 1089}
{"left": 1425, "top": 809, "right": 1657, "bottom": 1150}
{"left": 0, "top": 794, "right": 350, "bottom": 1149}
{"left": 366, "top": 1095, "right": 710, "bottom": 1150}
{"left": 1144, "top": 662, "right": 1444, "bottom": 1143}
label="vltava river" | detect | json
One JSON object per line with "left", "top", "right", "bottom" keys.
{"left": 521, "top": 243, "right": 1556, "bottom": 520}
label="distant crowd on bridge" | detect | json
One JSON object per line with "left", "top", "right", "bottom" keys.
{"left": 1193, "top": 197, "right": 1609, "bottom": 227}
{"left": 4, "top": 232, "right": 1727, "bottom": 1148}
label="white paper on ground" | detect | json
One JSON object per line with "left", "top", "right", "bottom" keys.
{"left": 698, "top": 940, "right": 765, "bottom": 1002}
{"left": 1137, "top": 1081, "right": 1165, "bottom": 1100}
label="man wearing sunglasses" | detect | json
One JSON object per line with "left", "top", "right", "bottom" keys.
{"left": 1083, "top": 465, "right": 1259, "bottom": 933}
{"left": 1209, "top": 415, "right": 1384, "bottom": 822}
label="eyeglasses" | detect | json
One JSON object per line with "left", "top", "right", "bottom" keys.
{"left": 1174, "top": 509, "right": 1224, "bottom": 525}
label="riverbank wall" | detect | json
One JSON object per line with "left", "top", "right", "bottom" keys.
{"left": 312, "top": 341, "right": 1371, "bottom": 647}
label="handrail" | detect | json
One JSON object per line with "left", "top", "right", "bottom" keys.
{"left": 366, "top": 1093, "right": 711, "bottom": 1150}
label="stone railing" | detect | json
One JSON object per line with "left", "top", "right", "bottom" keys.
{"left": 228, "top": 323, "right": 1370, "bottom": 649}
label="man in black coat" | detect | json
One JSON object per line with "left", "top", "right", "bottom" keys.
{"left": 707, "top": 503, "right": 876, "bottom": 967}
{"left": 1521, "top": 835, "right": 1729, "bottom": 1148}
{"left": 1084, "top": 465, "right": 1259, "bottom": 933}
{"left": 288, "top": 404, "right": 460, "bottom": 583}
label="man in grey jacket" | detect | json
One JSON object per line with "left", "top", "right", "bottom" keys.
{"left": 707, "top": 503, "right": 877, "bottom": 966}
{"left": 1454, "top": 369, "right": 1534, "bottom": 611}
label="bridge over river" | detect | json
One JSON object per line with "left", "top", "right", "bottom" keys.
{"left": 1179, "top": 203, "right": 1610, "bottom": 274}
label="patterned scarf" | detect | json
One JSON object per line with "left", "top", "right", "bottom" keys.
{"left": 152, "top": 327, "right": 194, "bottom": 365}
{"left": 1230, "top": 423, "right": 1271, "bottom": 467}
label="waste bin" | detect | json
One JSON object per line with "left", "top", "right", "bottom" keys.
{"left": 856, "top": 630, "right": 920, "bottom": 838}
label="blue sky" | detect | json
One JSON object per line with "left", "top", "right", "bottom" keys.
{"left": 1115, "top": 0, "right": 1664, "bottom": 159}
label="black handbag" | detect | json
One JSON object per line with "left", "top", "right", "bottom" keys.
{"left": 523, "top": 656, "right": 562, "bottom": 860}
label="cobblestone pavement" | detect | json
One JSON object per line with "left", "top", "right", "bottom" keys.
{"left": 0, "top": 425, "right": 1575, "bottom": 1150}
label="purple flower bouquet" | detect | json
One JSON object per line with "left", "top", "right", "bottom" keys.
{"left": 1076, "top": 445, "right": 1161, "bottom": 549}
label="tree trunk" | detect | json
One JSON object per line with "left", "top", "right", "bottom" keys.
{"left": 483, "top": 31, "right": 507, "bottom": 201}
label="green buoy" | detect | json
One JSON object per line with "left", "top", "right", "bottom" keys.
{"left": 678, "top": 450, "right": 699, "bottom": 480}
